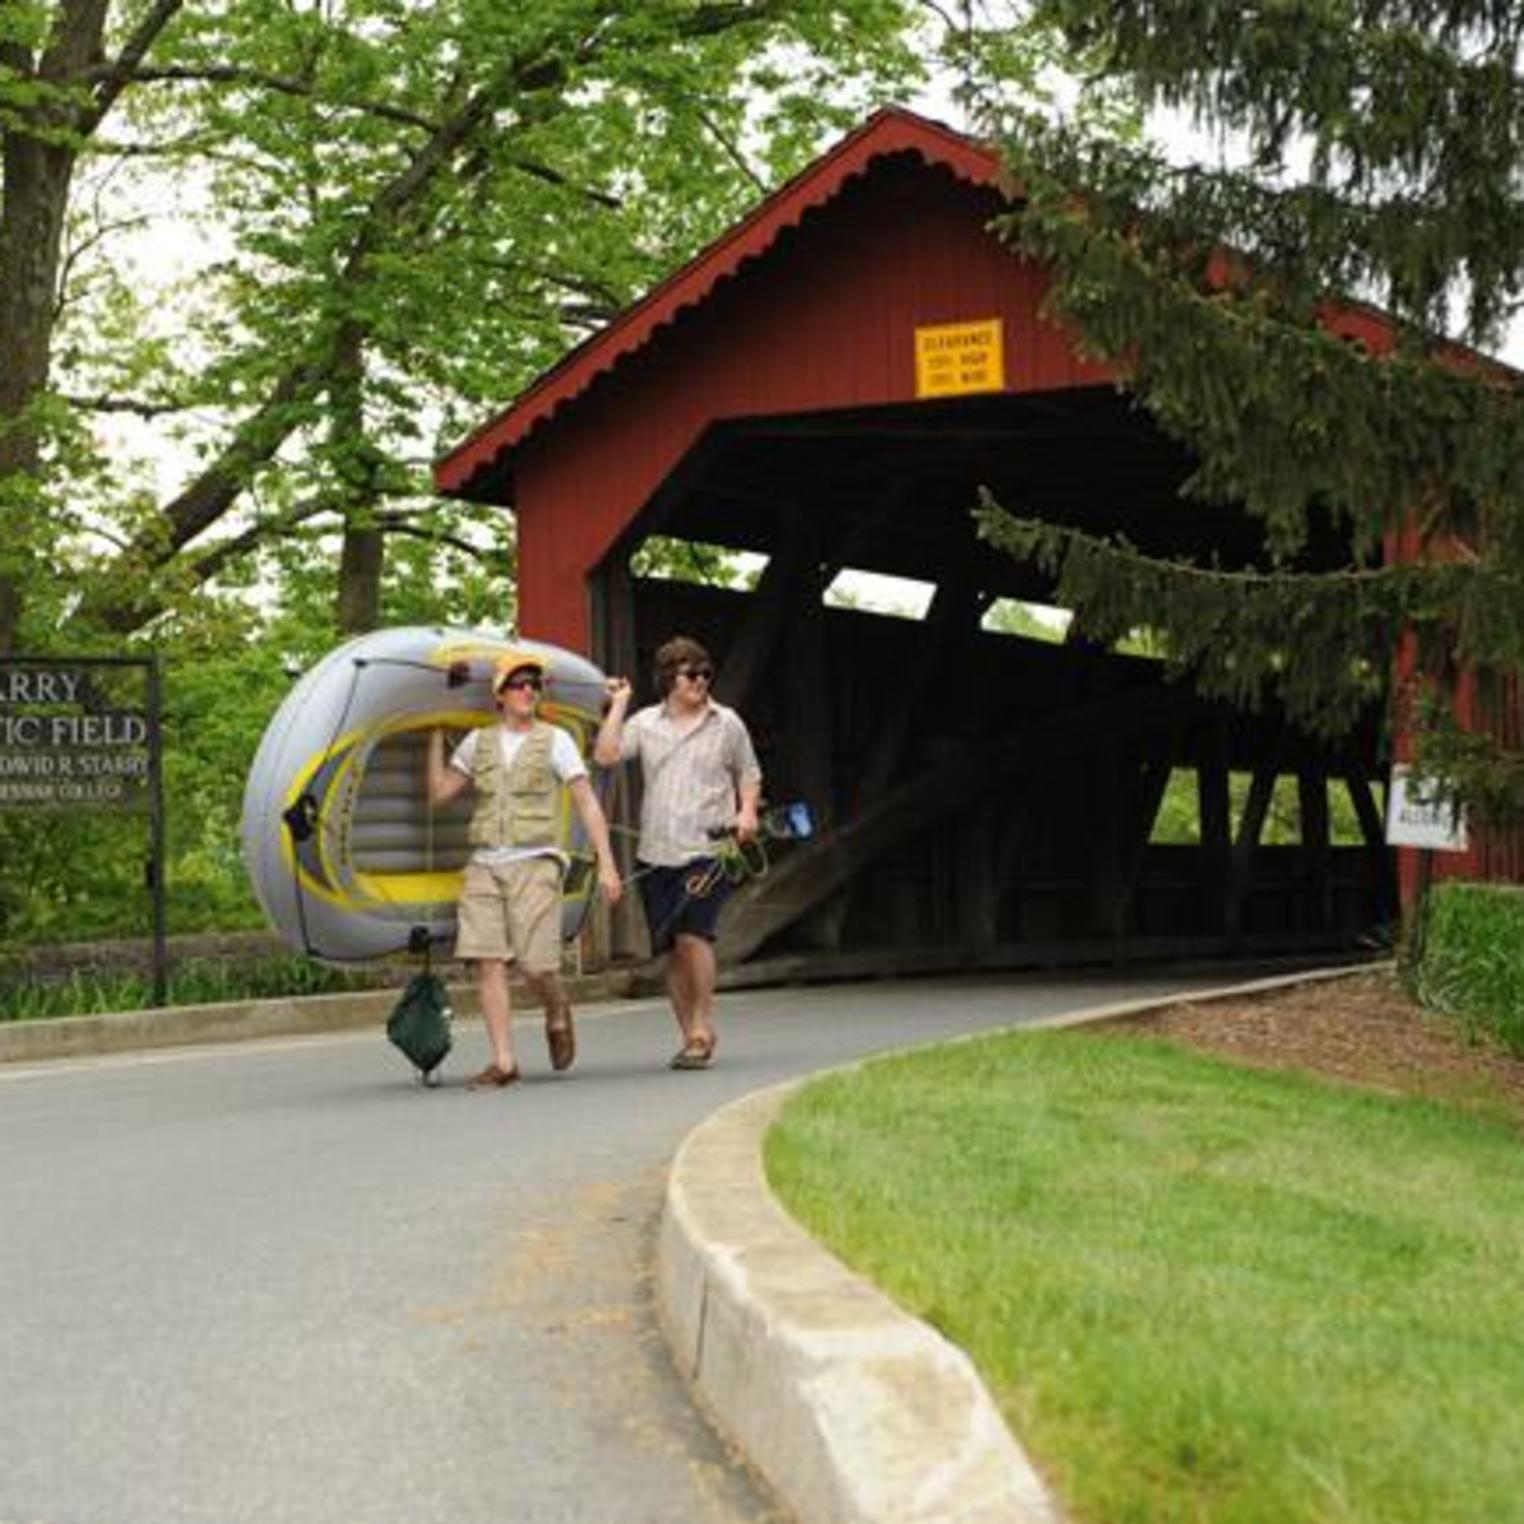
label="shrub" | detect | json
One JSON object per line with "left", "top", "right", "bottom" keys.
{"left": 0, "top": 954, "right": 375, "bottom": 1023}
{"left": 1410, "top": 881, "right": 1524, "bottom": 1056}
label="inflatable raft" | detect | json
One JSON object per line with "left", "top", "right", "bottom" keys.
{"left": 241, "top": 626, "right": 607, "bottom": 964}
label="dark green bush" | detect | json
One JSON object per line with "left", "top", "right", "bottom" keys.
{"left": 1410, "top": 882, "right": 1524, "bottom": 1056}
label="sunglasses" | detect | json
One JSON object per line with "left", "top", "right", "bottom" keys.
{"left": 499, "top": 675, "right": 544, "bottom": 693}
{"left": 675, "top": 666, "right": 713, "bottom": 683}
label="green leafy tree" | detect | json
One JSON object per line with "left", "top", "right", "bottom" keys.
{"left": 2, "top": 0, "right": 1077, "bottom": 944}
{"left": 1, "top": 0, "right": 936, "bottom": 659}
{"left": 975, "top": 1, "right": 1524, "bottom": 828}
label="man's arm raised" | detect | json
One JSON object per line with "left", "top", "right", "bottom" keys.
{"left": 428, "top": 729, "right": 471, "bottom": 807}
{"left": 593, "top": 676, "right": 633, "bottom": 767}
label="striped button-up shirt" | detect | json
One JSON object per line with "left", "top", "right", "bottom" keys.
{"left": 618, "top": 700, "right": 762, "bottom": 867}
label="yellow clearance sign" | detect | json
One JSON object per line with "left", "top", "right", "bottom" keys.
{"left": 914, "top": 318, "right": 1005, "bottom": 398}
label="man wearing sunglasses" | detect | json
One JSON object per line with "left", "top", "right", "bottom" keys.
{"left": 428, "top": 648, "right": 621, "bottom": 1088}
{"left": 594, "top": 635, "right": 761, "bottom": 1070}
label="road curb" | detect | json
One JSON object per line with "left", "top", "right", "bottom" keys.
{"left": 659, "top": 1081, "right": 1062, "bottom": 1524}
{"left": 655, "top": 961, "right": 1388, "bottom": 1524}
{"left": 0, "top": 969, "right": 636, "bottom": 1064}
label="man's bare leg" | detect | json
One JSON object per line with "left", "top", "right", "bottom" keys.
{"left": 523, "top": 968, "right": 576, "bottom": 1071}
{"left": 475, "top": 958, "right": 518, "bottom": 1079}
{"left": 668, "top": 933, "right": 717, "bottom": 1051}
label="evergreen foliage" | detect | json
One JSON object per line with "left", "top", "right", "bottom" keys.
{"left": 976, "top": 1, "right": 1524, "bottom": 824}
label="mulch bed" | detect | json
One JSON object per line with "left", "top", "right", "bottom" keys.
{"left": 1089, "top": 970, "right": 1524, "bottom": 1125}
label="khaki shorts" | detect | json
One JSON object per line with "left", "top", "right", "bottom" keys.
{"left": 454, "top": 855, "right": 563, "bottom": 973}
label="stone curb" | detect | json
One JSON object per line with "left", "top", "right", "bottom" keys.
{"left": 655, "top": 961, "right": 1388, "bottom": 1524}
{"left": 0, "top": 969, "right": 637, "bottom": 1065}
{"left": 659, "top": 1082, "right": 1063, "bottom": 1524}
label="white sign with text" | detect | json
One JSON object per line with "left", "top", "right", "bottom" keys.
{"left": 1386, "top": 765, "right": 1468, "bottom": 852}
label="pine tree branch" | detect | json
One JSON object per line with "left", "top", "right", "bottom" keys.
{"left": 974, "top": 493, "right": 1399, "bottom": 591}
{"left": 998, "top": 136, "right": 1524, "bottom": 558}
{"left": 1028, "top": 6, "right": 1524, "bottom": 341}
{"left": 974, "top": 493, "right": 1524, "bottom": 735}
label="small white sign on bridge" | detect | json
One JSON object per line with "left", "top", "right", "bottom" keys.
{"left": 1386, "top": 765, "right": 1469, "bottom": 852}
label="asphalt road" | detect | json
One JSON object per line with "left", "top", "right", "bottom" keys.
{"left": 1, "top": 971, "right": 1224, "bottom": 1524}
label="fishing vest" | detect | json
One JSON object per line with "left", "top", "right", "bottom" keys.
{"left": 467, "top": 722, "right": 558, "bottom": 850}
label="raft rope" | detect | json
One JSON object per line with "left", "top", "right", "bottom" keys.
{"left": 276, "top": 653, "right": 812, "bottom": 961}
{"left": 623, "top": 801, "right": 817, "bottom": 950}
{"left": 281, "top": 657, "right": 412, "bottom": 965}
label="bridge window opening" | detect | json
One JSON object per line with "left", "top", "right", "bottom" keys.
{"left": 1237, "top": 773, "right": 1365, "bottom": 846}
{"left": 1326, "top": 780, "right": 1366, "bottom": 845}
{"left": 823, "top": 568, "right": 935, "bottom": 620}
{"left": 630, "top": 536, "right": 767, "bottom": 590}
{"left": 981, "top": 598, "right": 1073, "bottom": 643}
{"left": 1150, "top": 769, "right": 1366, "bottom": 847}
{"left": 1237, "top": 772, "right": 1299, "bottom": 845}
{"left": 1150, "top": 768, "right": 1200, "bottom": 844}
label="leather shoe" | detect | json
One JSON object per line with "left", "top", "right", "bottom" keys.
{"left": 470, "top": 1062, "right": 520, "bottom": 1089}
{"left": 546, "top": 1003, "right": 576, "bottom": 1073}
{"left": 669, "top": 1033, "right": 716, "bottom": 1070}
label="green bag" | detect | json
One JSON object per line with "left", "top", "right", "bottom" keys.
{"left": 386, "top": 972, "right": 453, "bottom": 1080}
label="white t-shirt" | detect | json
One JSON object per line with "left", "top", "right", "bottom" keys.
{"left": 450, "top": 723, "right": 587, "bottom": 866}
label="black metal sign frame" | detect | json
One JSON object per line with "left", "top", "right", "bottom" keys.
{"left": 0, "top": 656, "right": 167, "bottom": 1005}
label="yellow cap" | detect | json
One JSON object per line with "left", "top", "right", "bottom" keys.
{"left": 491, "top": 647, "right": 548, "bottom": 693}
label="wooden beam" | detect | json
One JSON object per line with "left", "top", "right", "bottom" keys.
{"left": 960, "top": 805, "right": 1000, "bottom": 950}
{"left": 1197, "top": 733, "right": 1231, "bottom": 934}
{"left": 854, "top": 543, "right": 982, "bottom": 810}
{"left": 1342, "top": 771, "right": 1386, "bottom": 850}
{"left": 711, "top": 517, "right": 824, "bottom": 715}
{"left": 1299, "top": 769, "right": 1332, "bottom": 931}
{"left": 1227, "top": 764, "right": 1278, "bottom": 936}
{"left": 784, "top": 515, "right": 837, "bottom": 950}
{"left": 714, "top": 935, "right": 1375, "bottom": 991}
{"left": 1235, "top": 766, "right": 1278, "bottom": 850}
{"left": 1086, "top": 757, "right": 1125, "bottom": 937}
{"left": 1341, "top": 770, "right": 1398, "bottom": 917}
{"left": 1112, "top": 753, "right": 1175, "bottom": 933}
{"left": 717, "top": 687, "right": 1190, "bottom": 963}
{"left": 588, "top": 551, "right": 647, "bottom": 964}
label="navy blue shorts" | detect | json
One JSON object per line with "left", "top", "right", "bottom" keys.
{"left": 637, "top": 859, "right": 733, "bottom": 954}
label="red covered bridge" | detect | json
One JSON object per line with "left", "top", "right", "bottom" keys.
{"left": 436, "top": 106, "right": 1508, "bottom": 978}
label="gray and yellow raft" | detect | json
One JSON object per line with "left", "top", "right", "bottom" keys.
{"left": 241, "top": 626, "right": 607, "bottom": 964}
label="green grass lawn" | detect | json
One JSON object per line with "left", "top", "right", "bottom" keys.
{"left": 765, "top": 1030, "right": 1524, "bottom": 1524}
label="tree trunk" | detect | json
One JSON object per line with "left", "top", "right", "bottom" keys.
{"left": 336, "top": 525, "right": 384, "bottom": 633}
{"left": 0, "top": 0, "right": 112, "bottom": 650}
{"left": 331, "top": 322, "right": 384, "bottom": 635}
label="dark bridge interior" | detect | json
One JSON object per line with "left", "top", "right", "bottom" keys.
{"left": 589, "top": 383, "right": 1395, "bottom": 979}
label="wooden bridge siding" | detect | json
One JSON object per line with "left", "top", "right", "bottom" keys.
{"left": 1391, "top": 576, "right": 1524, "bottom": 907}
{"left": 1435, "top": 672, "right": 1524, "bottom": 889}
{"left": 515, "top": 159, "right": 1112, "bottom": 651}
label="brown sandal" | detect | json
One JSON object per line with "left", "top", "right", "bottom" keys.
{"left": 668, "top": 1034, "right": 716, "bottom": 1071}
{"left": 470, "top": 1062, "right": 521, "bottom": 1089}
{"left": 546, "top": 1003, "right": 576, "bottom": 1073}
